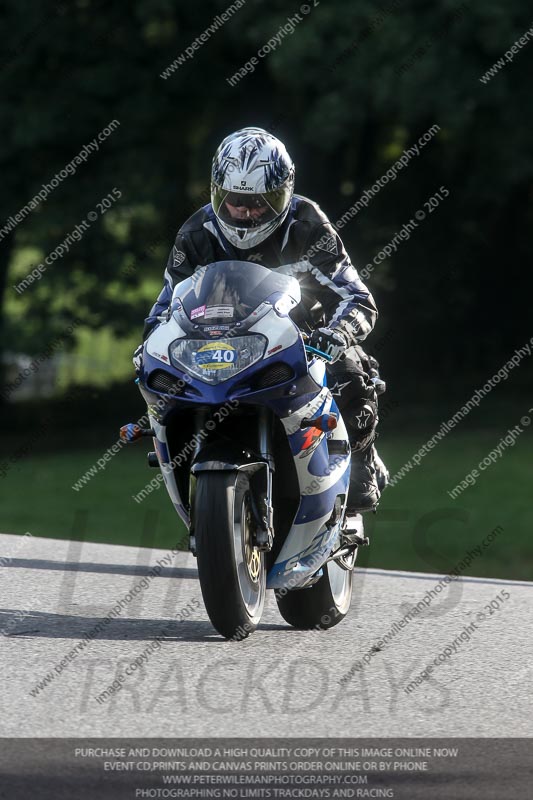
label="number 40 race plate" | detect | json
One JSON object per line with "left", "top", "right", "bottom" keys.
{"left": 193, "top": 341, "right": 237, "bottom": 370}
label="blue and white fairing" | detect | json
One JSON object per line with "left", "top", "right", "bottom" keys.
{"left": 266, "top": 367, "right": 351, "bottom": 589}
{"left": 138, "top": 261, "right": 351, "bottom": 592}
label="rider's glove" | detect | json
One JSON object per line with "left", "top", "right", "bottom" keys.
{"left": 309, "top": 327, "right": 347, "bottom": 363}
{"left": 132, "top": 344, "right": 144, "bottom": 373}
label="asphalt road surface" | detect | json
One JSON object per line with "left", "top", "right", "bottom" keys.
{"left": 1, "top": 532, "right": 532, "bottom": 737}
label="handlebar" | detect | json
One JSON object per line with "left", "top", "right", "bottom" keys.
{"left": 304, "top": 344, "right": 333, "bottom": 362}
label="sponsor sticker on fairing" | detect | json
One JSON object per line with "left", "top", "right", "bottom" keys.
{"left": 204, "top": 305, "right": 234, "bottom": 319}
{"left": 190, "top": 304, "right": 206, "bottom": 319}
{"left": 204, "top": 324, "right": 231, "bottom": 336}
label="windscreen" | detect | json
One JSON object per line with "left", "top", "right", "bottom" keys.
{"left": 173, "top": 260, "right": 300, "bottom": 325}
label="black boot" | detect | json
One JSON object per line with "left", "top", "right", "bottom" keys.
{"left": 374, "top": 447, "right": 389, "bottom": 492}
{"left": 347, "top": 444, "right": 389, "bottom": 513}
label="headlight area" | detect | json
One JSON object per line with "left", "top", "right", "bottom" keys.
{"left": 169, "top": 335, "right": 267, "bottom": 385}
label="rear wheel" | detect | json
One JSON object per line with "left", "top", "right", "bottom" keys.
{"left": 275, "top": 550, "right": 355, "bottom": 630}
{"left": 195, "top": 471, "right": 266, "bottom": 639}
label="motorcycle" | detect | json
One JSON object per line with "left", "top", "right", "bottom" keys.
{"left": 121, "top": 260, "right": 368, "bottom": 639}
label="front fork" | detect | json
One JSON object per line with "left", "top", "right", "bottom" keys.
{"left": 252, "top": 407, "right": 274, "bottom": 551}
{"left": 188, "top": 408, "right": 208, "bottom": 554}
{"left": 188, "top": 406, "right": 274, "bottom": 553}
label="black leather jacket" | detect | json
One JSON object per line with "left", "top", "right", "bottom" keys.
{"left": 144, "top": 194, "right": 378, "bottom": 344}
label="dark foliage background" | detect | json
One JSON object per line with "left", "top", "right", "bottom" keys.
{"left": 1, "top": 0, "right": 532, "bottom": 380}
{"left": 0, "top": 0, "right": 531, "bottom": 575}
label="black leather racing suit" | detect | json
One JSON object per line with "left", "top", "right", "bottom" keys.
{"left": 144, "top": 195, "right": 382, "bottom": 475}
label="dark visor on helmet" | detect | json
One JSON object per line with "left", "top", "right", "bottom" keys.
{"left": 212, "top": 185, "right": 291, "bottom": 229}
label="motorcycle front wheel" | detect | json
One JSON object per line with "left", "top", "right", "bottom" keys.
{"left": 194, "top": 470, "right": 266, "bottom": 640}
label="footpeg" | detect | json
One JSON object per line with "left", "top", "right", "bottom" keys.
{"left": 329, "top": 514, "right": 370, "bottom": 562}
{"left": 343, "top": 514, "right": 366, "bottom": 538}
{"left": 345, "top": 533, "right": 370, "bottom": 547}
{"left": 343, "top": 517, "right": 370, "bottom": 548}
{"left": 327, "top": 539, "right": 362, "bottom": 569}
{"left": 331, "top": 532, "right": 369, "bottom": 557}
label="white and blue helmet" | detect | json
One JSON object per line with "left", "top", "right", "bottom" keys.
{"left": 211, "top": 127, "right": 295, "bottom": 249}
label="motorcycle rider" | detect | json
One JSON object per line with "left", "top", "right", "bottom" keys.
{"left": 137, "top": 127, "right": 388, "bottom": 512}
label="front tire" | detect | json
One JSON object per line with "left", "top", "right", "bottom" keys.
{"left": 195, "top": 471, "right": 266, "bottom": 639}
{"left": 275, "top": 552, "right": 355, "bottom": 630}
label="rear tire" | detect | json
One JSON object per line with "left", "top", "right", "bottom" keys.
{"left": 195, "top": 471, "right": 266, "bottom": 639}
{"left": 275, "top": 553, "right": 355, "bottom": 630}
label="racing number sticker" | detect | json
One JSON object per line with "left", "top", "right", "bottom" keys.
{"left": 193, "top": 341, "right": 237, "bottom": 370}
